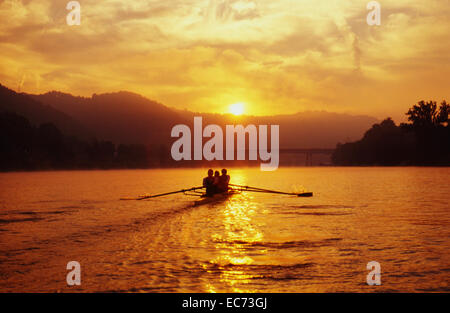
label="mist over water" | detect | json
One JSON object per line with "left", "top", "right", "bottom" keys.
{"left": 0, "top": 168, "right": 448, "bottom": 292}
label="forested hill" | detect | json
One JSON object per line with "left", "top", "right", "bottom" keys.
{"left": 0, "top": 84, "right": 90, "bottom": 139}
{"left": 332, "top": 101, "right": 450, "bottom": 166}
{"left": 29, "top": 88, "right": 377, "bottom": 149}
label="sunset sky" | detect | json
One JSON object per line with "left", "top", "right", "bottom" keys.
{"left": 0, "top": 0, "right": 449, "bottom": 121}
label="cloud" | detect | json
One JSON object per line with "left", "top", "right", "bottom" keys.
{"left": 0, "top": 0, "right": 449, "bottom": 120}
{"left": 214, "top": 0, "right": 259, "bottom": 21}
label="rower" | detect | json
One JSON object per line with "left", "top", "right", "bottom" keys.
{"left": 218, "top": 169, "right": 230, "bottom": 193}
{"left": 202, "top": 169, "right": 215, "bottom": 196}
{"left": 213, "top": 170, "right": 221, "bottom": 194}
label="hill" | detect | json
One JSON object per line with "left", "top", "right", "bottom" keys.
{"left": 30, "top": 90, "right": 378, "bottom": 148}
{"left": 0, "top": 84, "right": 90, "bottom": 139}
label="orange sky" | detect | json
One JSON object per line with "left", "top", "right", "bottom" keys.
{"left": 0, "top": 0, "right": 449, "bottom": 121}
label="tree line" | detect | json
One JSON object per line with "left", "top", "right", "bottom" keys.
{"left": 0, "top": 112, "right": 172, "bottom": 171}
{"left": 2, "top": 100, "right": 449, "bottom": 171}
{"left": 0, "top": 112, "right": 263, "bottom": 171}
{"left": 332, "top": 101, "right": 450, "bottom": 166}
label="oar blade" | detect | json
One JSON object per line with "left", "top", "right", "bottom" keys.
{"left": 297, "top": 192, "right": 313, "bottom": 197}
{"left": 120, "top": 186, "right": 205, "bottom": 201}
{"left": 120, "top": 194, "right": 151, "bottom": 200}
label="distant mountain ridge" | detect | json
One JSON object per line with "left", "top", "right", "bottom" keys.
{"left": 0, "top": 84, "right": 91, "bottom": 139}
{"left": 1, "top": 84, "right": 378, "bottom": 148}
{"left": 30, "top": 90, "right": 185, "bottom": 145}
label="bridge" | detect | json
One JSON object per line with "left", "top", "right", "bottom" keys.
{"left": 209, "top": 148, "right": 336, "bottom": 166}
{"left": 279, "top": 148, "right": 335, "bottom": 166}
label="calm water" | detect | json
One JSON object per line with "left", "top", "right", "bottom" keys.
{"left": 0, "top": 167, "right": 449, "bottom": 292}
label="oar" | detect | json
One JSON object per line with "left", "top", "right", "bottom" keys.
{"left": 229, "top": 184, "right": 313, "bottom": 197}
{"left": 120, "top": 186, "right": 204, "bottom": 200}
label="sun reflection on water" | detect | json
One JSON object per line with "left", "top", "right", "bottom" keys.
{"left": 205, "top": 171, "right": 267, "bottom": 292}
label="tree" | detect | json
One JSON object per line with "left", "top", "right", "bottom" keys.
{"left": 0, "top": 112, "right": 34, "bottom": 170}
{"left": 332, "top": 118, "right": 413, "bottom": 165}
{"left": 35, "top": 123, "right": 67, "bottom": 168}
{"left": 437, "top": 100, "right": 449, "bottom": 125}
{"left": 406, "top": 100, "right": 449, "bottom": 128}
{"left": 333, "top": 100, "right": 449, "bottom": 166}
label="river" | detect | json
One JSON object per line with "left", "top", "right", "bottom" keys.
{"left": 0, "top": 167, "right": 448, "bottom": 292}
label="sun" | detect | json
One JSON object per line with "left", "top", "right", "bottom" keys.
{"left": 229, "top": 102, "right": 245, "bottom": 116}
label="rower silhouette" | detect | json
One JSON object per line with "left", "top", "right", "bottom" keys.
{"left": 203, "top": 168, "right": 230, "bottom": 196}
{"left": 218, "top": 169, "right": 230, "bottom": 192}
{"left": 202, "top": 169, "right": 215, "bottom": 196}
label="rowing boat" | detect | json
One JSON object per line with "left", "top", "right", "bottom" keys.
{"left": 192, "top": 190, "right": 239, "bottom": 207}
{"left": 120, "top": 183, "right": 313, "bottom": 201}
